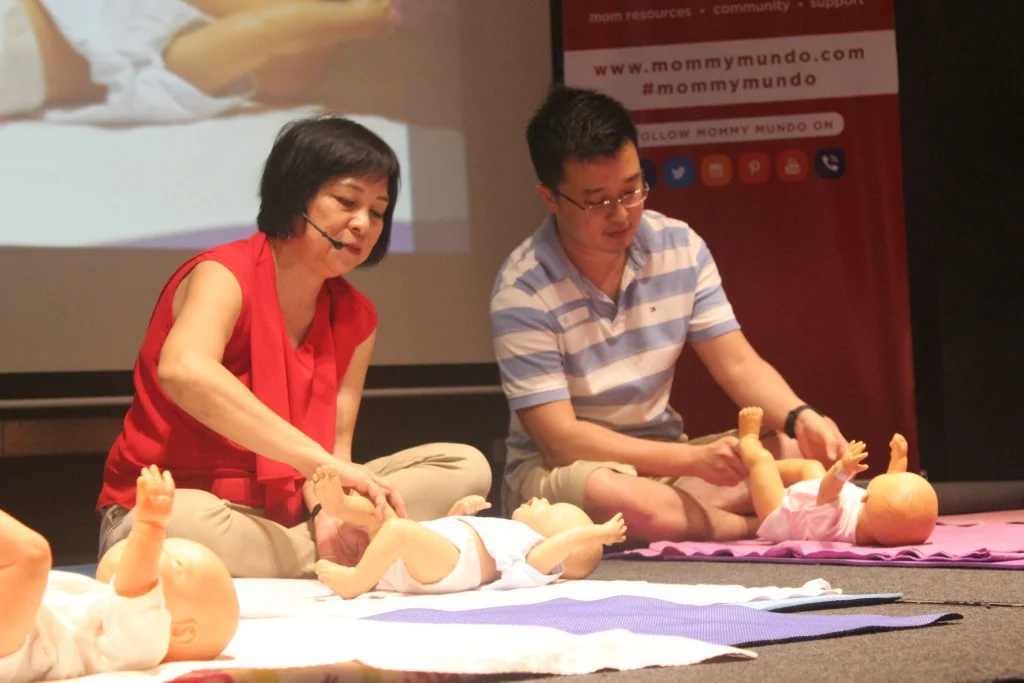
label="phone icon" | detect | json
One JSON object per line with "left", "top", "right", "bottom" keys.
{"left": 814, "top": 147, "right": 846, "bottom": 180}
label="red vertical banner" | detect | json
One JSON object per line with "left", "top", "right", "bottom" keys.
{"left": 560, "top": 1, "right": 918, "bottom": 472}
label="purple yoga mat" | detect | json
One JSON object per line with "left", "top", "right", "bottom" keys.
{"left": 365, "top": 597, "right": 960, "bottom": 647}
{"left": 611, "top": 522, "right": 1024, "bottom": 569}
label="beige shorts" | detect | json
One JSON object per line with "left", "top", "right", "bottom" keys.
{"left": 505, "top": 427, "right": 776, "bottom": 516}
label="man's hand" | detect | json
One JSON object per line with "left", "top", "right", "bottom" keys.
{"left": 688, "top": 437, "right": 747, "bottom": 487}
{"left": 327, "top": 461, "right": 407, "bottom": 519}
{"left": 447, "top": 495, "right": 491, "bottom": 517}
{"left": 794, "top": 410, "right": 848, "bottom": 464}
{"left": 134, "top": 465, "right": 175, "bottom": 528}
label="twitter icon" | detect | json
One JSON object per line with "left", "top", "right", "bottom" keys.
{"left": 663, "top": 156, "right": 695, "bottom": 189}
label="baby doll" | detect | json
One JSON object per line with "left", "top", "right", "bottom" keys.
{"left": 737, "top": 407, "right": 938, "bottom": 546}
{"left": 310, "top": 466, "right": 627, "bottom": 599}
{"left": 0, "top": 466, "right": 239, "bottom": 683}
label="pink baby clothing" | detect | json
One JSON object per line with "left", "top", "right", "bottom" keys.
{"left": 757, "top": 478, "right": 866, "bottom": 543}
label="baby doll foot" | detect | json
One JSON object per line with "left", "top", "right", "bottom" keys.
{"left": 737, "top": 407, "right": 769, "bottom": 469}
{"left": 312, "top": 466, "right": 351, "bottom": 518}
{"left": 738, "top": 406, "right": 764, "bottom": 439}
{"left": 315, "top": 559, "right": 364, "bottom": 599}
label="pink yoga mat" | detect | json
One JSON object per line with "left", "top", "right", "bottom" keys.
{"left": 611, "top": 519, "right": 1024, "bottom": 569}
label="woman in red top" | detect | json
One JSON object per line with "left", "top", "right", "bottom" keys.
{"left": 97, "top": 116, "right": 491, "bottom": 578}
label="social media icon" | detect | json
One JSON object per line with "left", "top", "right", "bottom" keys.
{"left": 700, "top": 154, "right": 732, "bottom": 187}
{"left": 663, "top": 156, "right": 695, "bottom": 188}
{"left": 814, "top": 147, "right": 846, "bottom": 180}
{"left": 640, "top": 159, "right": 658, "bottom": 190}
{"left": 738, "top": 152, "right": 771, "bottom": 184}
{"left": 775, "top": 150, "right": 808, "bottom": 182}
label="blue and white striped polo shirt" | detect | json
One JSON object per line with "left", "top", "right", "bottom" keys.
{"left": 490, "top": 209, "right": 740, "bottom": 494}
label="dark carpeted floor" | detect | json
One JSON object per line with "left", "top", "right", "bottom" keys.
{"left": 500, "top": 558, "right": 1024, "bottom": 683}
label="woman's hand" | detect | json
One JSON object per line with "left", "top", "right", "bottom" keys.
{"left": 325, "top": 461, "right": 407, "bottom": 519}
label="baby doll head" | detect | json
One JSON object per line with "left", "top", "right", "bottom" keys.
{"left": 512, "top": 498, "right": 603, "bottom": 579}
{"left": 859, "top": 472, "right": 938, "bottom": 546}
{"left": 97, "top": 537, "right": 240, "bottom": 662}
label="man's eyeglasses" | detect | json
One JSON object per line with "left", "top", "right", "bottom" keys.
{"left": 552, "top": 183, "right": 649, "bottom": 218}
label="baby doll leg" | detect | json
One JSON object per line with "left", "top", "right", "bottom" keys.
{"left": 776, "top": 459, "right": 827, "bottom": 486}
{"left": 737, "top": 407, "right": 786, "bottom": 521}
{"left": 311, "top": 465, "right": 397, "bottom": 537}
{"left": 181, "top": 0, "right": 347, "bottom": 99}
{"left": 0, "top": 511, "right": 51, "bottom": 659}
{"left": 163, "top": 0, "right": 397, "bottom": 97}
{"left": 315, "top": 519, "right": 459, "bottom": 599}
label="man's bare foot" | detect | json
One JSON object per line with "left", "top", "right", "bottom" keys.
{"left": 315, "top": 559, "right": 364, "bottom": 600}
{"left": 738, "top": 406, "right": 764, "bottom": 439}
{"left": 311, "top": 465, "right": 357, "bottom": 519}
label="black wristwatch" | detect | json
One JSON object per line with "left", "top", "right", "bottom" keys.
{"left": 784, "top": 404, "right": 816, "bottom": 439}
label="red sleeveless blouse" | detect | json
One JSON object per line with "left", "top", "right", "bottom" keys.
{"left": 97, "top": 233, "right": 377, "bottom": 526}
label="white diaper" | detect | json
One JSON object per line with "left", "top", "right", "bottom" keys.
{"left": 0, "top": 571, "right": 170, "bottom": 683}
{"left": 376, "top": 518, "right": 485, "bottom": 594}
{"left": 0, "top": 0, "right": 46, "bottom": 118}
{"left": 375, "top": 516, "right": 563, "bottom": 595}
{"left": 37, "top": 0, "right": 252, "bottom": 124}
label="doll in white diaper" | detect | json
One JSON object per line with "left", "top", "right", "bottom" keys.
{"left": 0, "top": 466, "right": 239, "bottom": 683}
{"left": 309, "top": 465, "right": 628, "bottom": 599}
{"left": 1, "top": 0, "right": 398, "bottom": 123}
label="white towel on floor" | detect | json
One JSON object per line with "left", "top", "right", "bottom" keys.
{"left": 63, "top": 620, "right": 755, "bottom": 681}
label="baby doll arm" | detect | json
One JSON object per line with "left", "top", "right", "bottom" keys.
{"left": 526, "top": 513, "right": 627, "bottom": 576}
{"left": 447, "top": 495, "right": 492, "bottom": 517}
{"left": 816, "top": 441, "right": 869, "bottom": 507}
{"left": 0, "top": 510, "right": 51, "bottom": 659}
{"left": 887, "top": 434, "right": 909, "bottom": 473}
{"left": 113, "top": 466, "right": 174, "bottom": 599}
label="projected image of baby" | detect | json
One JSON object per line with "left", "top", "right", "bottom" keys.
{"left": 0, "top": 0, "right": 400, "bottom": 124}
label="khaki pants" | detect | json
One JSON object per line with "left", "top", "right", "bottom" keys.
{"left": 505, "top": 427, "right": 775, "bottom": 517}
{"left": 99, "top": 443, "right": 491, "bottom": 578}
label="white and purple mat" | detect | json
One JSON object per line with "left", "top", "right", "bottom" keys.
{"left": 610, "top": 513, "right": 1024, "bottom": 569}
{"left": 56, "top": 578, "right": 955, "bottom": 681}
{"left": 363, "top": 595, "right": 959, "bottom": 647}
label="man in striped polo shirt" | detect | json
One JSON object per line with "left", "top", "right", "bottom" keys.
{"left": 490, "top": 86, "right": 850, "bottom": 544}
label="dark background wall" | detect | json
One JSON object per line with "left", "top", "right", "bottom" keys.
{"left": 2, "top": 1, "right": 1022, "bottom": 564}
{"left": 895, "top": 0, "right": 1023, "bottom": 481}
